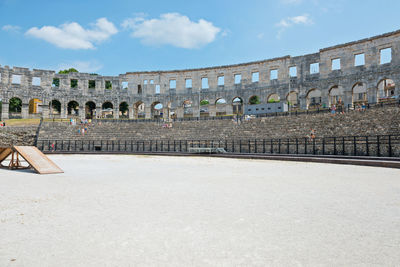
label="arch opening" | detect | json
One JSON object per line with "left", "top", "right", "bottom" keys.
{"left": 328, "top": 86, "right": 343, "bottom": 107}
{"left": 267, "top": 94, "right": 280, "bottom": 103}
{"left": 200, "top": 99, "right": 210, "bottom": 117}
{"left": 352, "top": 83, "right": 367, "bottom": 105}
{"left": 119, "top": 102, "right": 129, "bottom": 118}
{"left": 85, "top": 101, "right": 96, "bottom": 119}
{"left": 134, "top": 101, "right": 145, "bottom": 119}
{"left": 183, "top": 100, "right": 193, "bottom": 118}
{"left": 67, "top": 101, "right": 79, "bottom": 116}
{"left": 151, "top": 102, "right": 163, "bottom": 119}
{"left": 286, "top": 92, "right": 298, "bottom": 108}
{"left": 102, "top": 102, "right": 114, "bottom": 118}
{"left": 232, "top": 97, "right": 243, "bottom": 115}
{"left": 377, "top": 78, "right": 396, "bottom": 101}
{"left": 249, "top": 95, "right": 260, "bottom": 105}
{"left": 29, "top": 98, "right": 42, "bottom": 115}
{"left": 49, "top": 100, "right": 61, "bottom": 115}
{"left": 306, "top": 89, "right": 322, "bottom": 109}
{"left": 215, "top": 98, "right": 227, "bottom": 116}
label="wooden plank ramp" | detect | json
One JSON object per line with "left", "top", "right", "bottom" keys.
{"left": 12, "top": 146, "right": 63, "bottom": 174}
{"left": 0, "top": 148, "right": 12, "bottom": 164}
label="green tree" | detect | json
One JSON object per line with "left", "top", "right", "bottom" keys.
{"left": 119, "top": 102, "right": 129, "bottom": 114}
{"left": 58, "top": 68, "right": 78, "bottom": 74}
{"left": 200, "top": 100, "right": 209, "bottom": 106}
{"left": 9, "top": 98, "right": 22, "bottom": 112}
{"left": 249, "top": 96, "right": 260, "bottom": 105}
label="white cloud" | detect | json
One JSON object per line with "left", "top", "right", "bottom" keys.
{"left": 2, "top": 24, "right": 21, "bottom": 33}
{"left": 276, "top": 14, "right": 313, "bottom": 39}
{"left": 122, "top": 13, "right": 221, "bottom": 49}
{"left": 57, "top": 60, "right": 103, "bottom": 73}
{"left": 25, "top": 18, "right": 118, "bottom": 50}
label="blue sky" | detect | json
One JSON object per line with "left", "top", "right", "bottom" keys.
{"left": 0, "top": 0, "right": 399, "bottom": 75}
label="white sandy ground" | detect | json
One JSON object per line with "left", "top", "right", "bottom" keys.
{"left": 0, "top": 155, "right": 399, "bottom": 267}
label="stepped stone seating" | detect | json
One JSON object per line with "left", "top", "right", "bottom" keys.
{"left": 37, "top": 106, "right": 400, "bottom": 142}
{"left": 0, "top": 126, "right": 38, "bottom": 146}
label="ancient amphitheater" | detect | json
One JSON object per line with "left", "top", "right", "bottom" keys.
{"left": 1, "top": 30, "right": 400, "bottom": 266}
{"left": 0, "top": 30, "right": 399, "bottom": 120}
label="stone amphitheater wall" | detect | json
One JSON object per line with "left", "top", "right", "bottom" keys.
{"left": 1, "top": 30, "right": 400, "bottom": 120}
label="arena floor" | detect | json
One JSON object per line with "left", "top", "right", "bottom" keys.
{"left": 0, "top": 155, "right": 399, "bottom": 266}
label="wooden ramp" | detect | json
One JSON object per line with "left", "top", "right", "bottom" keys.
{"left": 0, "top": 146, "right": 63, "bottom": 174}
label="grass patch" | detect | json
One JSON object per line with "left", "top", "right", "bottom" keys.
{"left": 4, "top": 118, "right": 40, "bottom": 126}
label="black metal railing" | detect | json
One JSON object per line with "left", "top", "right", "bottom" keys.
{"left": 38, "top": 134, "right": 400, "bottom": 158}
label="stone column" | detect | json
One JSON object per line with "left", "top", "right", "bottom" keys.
{"left": 176, "top": 107, "right": 184, "bottom": 119}
{"left": 61, "top": 103, "right": 67, "bottom": 119}
{"left": 1, "top": 103, "right": 9, "bottom": 120}
{"left": 96, "top": 105, "right": 102, "bottom": 119}
{"left": 145, "top": 106, "right": 151, "bottom": 119}
{"left": 209, "top": 105, "right": 216, "bottom": 117}
{"left": 114, "top": 108, "right": 119, "bottom": 119}
{"left": 128, "top": 106, "right": 134, "bottom": 119}
{"left": 225, "top": 104, "right": 233, "bottom": 115}
{"left": 21, "top": 103, "right": 29, "bottom": 119}
{"left": 192, "top": 106, "right": 200, "bottom": 118}
{"left": 41, "top": 104, "right": 50, "bottom": 119}
{"left": 79, "top": 107, "right": 86, "bottom": 120}
{"left": 162, "top": 107, "right": 169, "bottom": 120}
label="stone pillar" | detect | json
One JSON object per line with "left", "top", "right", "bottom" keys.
{"left": 162, "top": 107, "right": 169, "bottom": 120}
{"left": 79, "top": 107, "right": 86, "bottom": 120}
{"left": 21, "top": 103, "right": 29, "bottom": 119}
{"left": 41, "top": 105, "right": 50, "bottom": 119}
{"left": 176, "top": 107, "right": 184, "bottom": 118}
{"left": 209, "top": 105, "right": 216, "bottom": 117}
{"left": 1, "top": 103, "right": 9, "bottom": 120}
{"left": 192, "top": 106, "right": 200, "bottom": 118}
{"left": 145, "top": 106, "right": 151, "bottom": 119}
{"left": 61, "top": 103, "right": 67, "bottom": 119}
{"left": 128, "top": 107, "right": 134, "bottom": 119}
{"left": 225, "top": 104, "right": 233, "bottom": 115}
{"left": 114, "top": 108, "right": 119, "bottom": 119}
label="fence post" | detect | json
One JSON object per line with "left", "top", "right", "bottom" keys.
{"left": 388, "top": 135, "right": 392, "bottom": 157}
{"left": 296, "top": 138, "right": 299, "bottom": 154}
{"left": 365, "top": 136, "right": 369, "bottom": 156}
{"left": 333, "top": 137, "right": 337, "bottom": 155}
{"left": 278, "top": 139, "right": 281, "bottom": 154}
{"left": 239, "top": 140, "right": 242, "bottom": 153}
{"left": 353, "top": 136, "right": 357, "bottom": 156}
{"left": 270, "top": 139, "right": 273, "bottom": 154}
{"left": 342, "top": 137, "right": 345, "bottom": 155}
{"left": 304, "top": 137, "right": 307, "bottom": 154}
{"left": 322, "top": 138, "right": 325, "bottom": 155}
{"left": 248, "top": 140, "right": 251, "bottom": 153}
{"left": 313, "top": 138, "right": 316, "bottom": 155}
{"left": 263, "top": 139, "right": 266, "bottom": 154}
{"left": 287, "top": 138, "right": 290, "bottom": 154}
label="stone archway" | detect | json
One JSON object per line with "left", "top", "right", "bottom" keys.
{"left": 102, "top": 102, "right": 113, "bottom": 118}
{"left": 286, "top": 91, "right": 298, "bottom": 108}
{"left": 352, "top": 82, "right": 367, "bottom": 105}
{"left": 67, "top": 101, "right": 79, "bottom": 116}
{"left": 200, "top": 99, "right": 210, "bottom": 117}
{"left": 232, "top": 97, "right": 243, "bottom": 115}
{"left": 49, "top": 99, "right": 61, "bottom": 115}
{"left": 134, "top": 101, "right": 145, "bottom": 119}
{"left": 377, "top": 78, "right": 395, "bottom": 100}
{"left": 119, "top": 102, "right": 129, "bottom": 118}
{"left": 151, "top": 102, "right": 163, "bottom": 119}
{"left": 29, "top": 98, "right": 42, "bottom": 115}
{"left": 306, "top": 89, "right": 322, "bottom": 109}
{"left": 85, "top": 101, "right": 96, "bottom": 119}
{"left": 183, "top": 100, "right": 193, "bottom": 118}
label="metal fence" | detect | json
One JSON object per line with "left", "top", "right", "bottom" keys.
{"left": 38, "top": 135, "right": 400, "bottom": 157}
